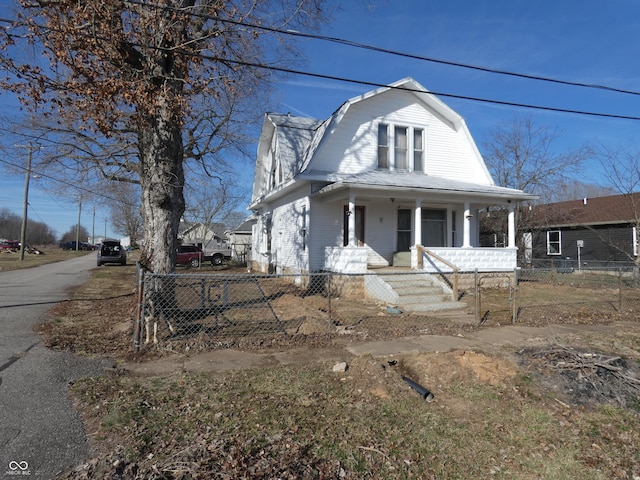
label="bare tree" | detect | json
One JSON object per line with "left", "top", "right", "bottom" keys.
{"left": 483, "top": 115, "right": 592, "bottom": 200}
{"left": 183, "top": 172, "right": 245, "bottom": 225}
{"left": 0, "top": 207, "right": 56, "bottom": 245}
{"left": 0, "top": 1, "right": 327, "bottom": 274}
{"left": 481, "top": 115, "right": 593, "bottom": 246}
{"left": 106, "top": 182, "right": 143, "bottom": 245}
{"left": 545, "top": 179, "right": 616, "bottom": 203}
{"left": 597, "top": 144, "right": 640, "bottom": 265}
{"left": 60, "top": 225, "right": 89, "bottom": 244}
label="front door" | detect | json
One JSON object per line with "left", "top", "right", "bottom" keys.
{"left": 397, "top": 208, "right": 412, "bottom": 251}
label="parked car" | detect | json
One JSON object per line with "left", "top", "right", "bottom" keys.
{"left": 176, "top": 244, "right": 204, "bottom": 267}
{"left": 60, "top": 241, "right": 95, "bottom": 251}
{"left": 97, "top": 240, "right": 126, "bottom": 266}
{"left": 0, "top": 240, "right": 20, "bottom": 251}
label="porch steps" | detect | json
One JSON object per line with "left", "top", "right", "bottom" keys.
{"left": 370, "top": 271, "right": 467, "bottom": 313}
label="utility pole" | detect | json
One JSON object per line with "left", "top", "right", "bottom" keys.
{"left": 75, "top": 194, "right": 82, "bottom": 251}
{"left": 18, "top": 144, "right": 34, "bottom": 261}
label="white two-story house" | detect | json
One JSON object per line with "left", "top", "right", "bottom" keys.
{"left": 249, "top": 78, "right": 536, "bottom": 276}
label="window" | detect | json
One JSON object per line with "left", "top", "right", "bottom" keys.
{"left": 422, "top": 209, "right": 446, "bottom": 247}
{"left": 377, "top": 124, "right": 389, "bottom": 169}
{"left": 414, "top": 128, "right": 424, "bottom": 172}
{"left": 302, "top": 206, "right": 307, "bottom": 251}
{"left": 547, "top": 230, "right": 561, "bottom": 255}
{"left": 377, "top": 123, "right": 425, "bottom": 171}
{"left": 394, "top": 126, "right": 408, "bottom": 169}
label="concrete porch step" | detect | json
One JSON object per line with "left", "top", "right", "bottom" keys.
{"left": 383, "top": 284, "right": 443, "bottom": 295}
{"left": 398, "top": 293, "right": 451, "bottom": 304}
{"left": 399, "top": 300, "right": 468, "bottom": 313}
{"left": 365, "top": 270, "right": 466, "bottom": 314}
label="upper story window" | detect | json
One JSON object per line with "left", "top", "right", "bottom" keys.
{"left": 378, "top": 123, "right": 424, "bottom": 172}
{"left": 394, "top": 126, "right": 408, "bottom": 169}
{"left": 546, "top": 230, "right": 561, "bottom": 255}
{"left": 377, "top": 124, "right": 389, "bottom": 169}
{"left": 414, "top": 128, "right": 424, "bottom": 171}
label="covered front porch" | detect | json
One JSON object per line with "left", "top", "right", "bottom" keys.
{"left": 313, "top": 176, "right": 531, "bottom": 274}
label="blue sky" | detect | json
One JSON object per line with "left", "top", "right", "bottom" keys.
{"left": 2, "top": 0, "right": 640, "bottom": 240}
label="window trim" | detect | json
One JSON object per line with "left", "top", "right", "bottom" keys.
{"left": 546, "top": 230, "right": 562, "bottom": 256}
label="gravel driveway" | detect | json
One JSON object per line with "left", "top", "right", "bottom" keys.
{"left": 0, "top": 255, "right": 113, "bottom": 479}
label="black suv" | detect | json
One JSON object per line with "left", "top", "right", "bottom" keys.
{"left": 97, "top": 240, "right": 127, "bottom": 266}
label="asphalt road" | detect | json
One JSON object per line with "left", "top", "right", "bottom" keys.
{"left": 0, "top": 254, "right": 113, "bottom": 479}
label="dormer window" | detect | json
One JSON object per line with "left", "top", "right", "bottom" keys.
{"left": 378, "top": 123, "right": 425, "bottom": 172}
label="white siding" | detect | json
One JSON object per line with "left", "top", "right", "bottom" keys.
{"left": 309, "top": 198, "right": 402, "bottom": 271}
{"left": 311, "top": 90, "right": 493, "bottom": 185}
{"left": 269, "top": 192, "right": 310, "bottom": 274}
{"left": 309, "top": 199, "right": 343, "bottom": 271}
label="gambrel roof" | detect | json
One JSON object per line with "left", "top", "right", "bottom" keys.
{"left": 251, "top": 77, "right": 536, "bottom": 209}
{"left": 297, "top": 77, "right": 473, "bottom": 176}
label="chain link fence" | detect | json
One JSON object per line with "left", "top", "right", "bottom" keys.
{"left": 133, "top": 264, "right": 640, "bottom": 352}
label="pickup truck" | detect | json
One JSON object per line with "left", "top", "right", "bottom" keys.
{"left": 177, "top": 244, "right": 232, "bottom": 267}
{"left": 205, "top": 244, "right": 233, "bottom": 265}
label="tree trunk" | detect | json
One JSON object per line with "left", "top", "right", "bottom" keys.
{"left": 138, "top": 96, "right": 185, "bottom": 274}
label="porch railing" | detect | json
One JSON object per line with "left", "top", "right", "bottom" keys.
{"left": 416, "top": 245, "right": 460, "bottom": 301}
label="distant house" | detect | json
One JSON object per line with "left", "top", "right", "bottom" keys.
{"left": 249, "top": 78, "right": 535, "bottom": 275}
{"left": 225, "top": 217, "right": 256, "bottom": 262}
{"left": 522, "top": 193, "right": 640, "bottom": 267}
{"left": 178, "top": 220, "right": 229, "bottom": 252}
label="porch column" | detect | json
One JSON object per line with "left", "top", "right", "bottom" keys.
{"left": 507, "top": 202, "right": 516, "bottom": 248}
{"left": 348, "top": 194, "right": 356, "bottom": 247}
{"left": 414, "top": 199, "right": 422, "bottom": 246}
{"left": 463, "top": 202, "right": 471, "bottom": 248}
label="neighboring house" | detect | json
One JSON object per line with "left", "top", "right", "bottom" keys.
{"left": 178, "top": 220, "right": 229, "bottom": 251}
{"left": 249, "top": 78, "right": 536, "bottom": 276}
{"left": 225, "top": 217, "right": 256, "bottom": 262}
{"left": 522, "top": 193, "right": 640, "bottom": 267}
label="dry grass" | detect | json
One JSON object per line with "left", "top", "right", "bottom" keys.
{"left": 469, "top": 271, "right": 640, "bottom": 326}
{"left": 26, "top": 259, "right": 640, "bottom": 479}
{"left": 0, "top": 247, "right": 91, "bottom": 272}
{"left": 62, "top": 348, "right": 640, "bottom": 479}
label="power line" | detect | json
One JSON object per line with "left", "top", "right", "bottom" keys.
{"left": 198, "top": 53, "right": 640, "bottom": 121}
{"left": 0, "top": 157, "right": 136, "bottom": 206}
{"left": 1, "top": 8, "right": 640, "bottom": 121}
{"left": 122, "top": 0, "right": 640, "bottom": 98}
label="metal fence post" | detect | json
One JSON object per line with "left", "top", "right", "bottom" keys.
{"left": 512, "top": 267, "right": 518, "bottom": 324}
{"left": 619, "top": 268, "right": 623, "bottom": 312}
{"left": 133, "top": 262, "right": 145, "bottom": 351}
{"left": 327, "top": 271, "right": 333, "bottom": 332}
{"left": 474, "top": 268, "right": 479, "bottom": 324}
